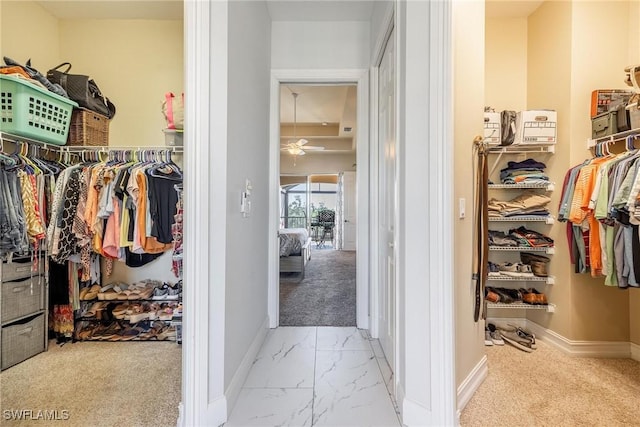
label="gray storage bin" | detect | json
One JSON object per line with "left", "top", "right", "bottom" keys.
{"left": 1, "top": 314, "right": 45, "bottom": 370}
{"left": 1, "top": 276, "right": 45, "bottom": 324}
{"left": 592, "top": 110, "right": 619, "bottom": 138}
{"left": 2, "top": 258, "right": 44, "bottom": 282}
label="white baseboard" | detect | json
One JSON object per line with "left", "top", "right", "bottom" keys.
{"left": 225, "top": 316, "right": 269, "bottom": 417}
{"left": 400, "top": 389, "right": 431, "bottom": 426}
{"left": 631, "top": 342, "right": 640, "bottom": 362}
{"left": 456, "top": 355, "right": 487, "bottom": 421}
{"left": 208, "top": 395, "right": 228, "bottom": 427}
{"left": 525, "top": 321, "right": 631, "bottom": 358}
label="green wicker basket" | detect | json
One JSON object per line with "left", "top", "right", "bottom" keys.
{"left": 0, "top": 74, "right": 78, "bottom": 145}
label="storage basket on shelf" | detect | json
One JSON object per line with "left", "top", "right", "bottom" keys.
{"left": 0, "top": 74, "right": 77, "bottom": 145}
{"left": 67, "top": 108, "right": 109, "bottom": 146}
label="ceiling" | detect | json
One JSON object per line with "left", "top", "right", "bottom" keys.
{"left": 486, "top": 0, "right": 544, "bottom": 18}
{"left": 36, "top": 0, "right": 183, "bottom": 20}
{"left": 280, "top": 85, "right": 357, "bottom": 154}
{"left": 266, "top": 1, "right": 374, "bottom": 22}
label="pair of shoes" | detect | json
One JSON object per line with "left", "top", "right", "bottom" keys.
{"left": 519, "top": 288, "right": 548, "bottom": 305}
{"left": 497, "top": 324, "right": 537, "bottom": 352}
{"left": 485, "top": 287, "right": 522, "bottom": 304}
{"left": 497, "top": 262, "right": 534, "bottom": 278}
{"left": 80, "top": 284, "right": 101, "bottom": 300}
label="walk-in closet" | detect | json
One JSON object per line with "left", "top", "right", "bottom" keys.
{"left": 0, "top": 2, "right": 184, "bottom": 425}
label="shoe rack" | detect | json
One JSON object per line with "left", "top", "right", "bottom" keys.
{"left": 485, "top": 145, "right": 556, "bottom": 314}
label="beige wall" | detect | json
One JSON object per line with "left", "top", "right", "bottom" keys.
{"left": 563, "top": 0, "right": 631, "bottom": 342}
{"left": 0, "top": 1, "right": 60, "bottom": 71}
{"left": 524, "top": 0, "right": 574, "bottom": 338}
{"left": 58, "top": 19, "right": 183, "bottom": 147}
{"left": 453, "top": 0, "right": 486, "bottom": 389}
{"left": 485, "top": 17, "right": 528, "bottom": 112}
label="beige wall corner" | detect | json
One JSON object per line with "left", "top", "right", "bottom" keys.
{"left": 453, "top": 0, "right": 486, "bottom": 391}
{"left": 1, "top": 1, "right": 60, "bottom": 69}
{"left": 525, "top": 0, "right": 573, "bottom": 338}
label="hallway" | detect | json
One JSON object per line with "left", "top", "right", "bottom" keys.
{"left": 225, "top": 327, "right": 400, "bottom": 426}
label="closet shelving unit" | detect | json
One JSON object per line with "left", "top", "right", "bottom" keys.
{"left": 485, "top": 142, "right": 556, "bottom": 313}
{"left": 1, "top": 131, "right": 183, "bottom": 343}
{"left": 586, "top": 127, "right": 640, "bottom": 149}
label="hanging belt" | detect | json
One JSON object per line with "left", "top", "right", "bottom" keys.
{"left": 472, "top": 136, "right": 489, "bottom": 322}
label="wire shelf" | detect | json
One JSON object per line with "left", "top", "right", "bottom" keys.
{"left": 488, "top": 215, "right": 554, "bottom": 224}
{"left": 487, "top": 145, "right": 556, "bottom": 154}
{"left": 487, "top": 302, "right": 556, "bottom": 312}
{"left": 488, "top": 183, "right": 553, "bottom": 190}
{"left": 487, "top": 275, "right": 555, "bottom": 284}
{"left": 488, "top": 246, "right": 555, "bottom": 254}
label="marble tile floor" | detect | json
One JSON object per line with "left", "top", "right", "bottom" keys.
{"left": 225, "top": 327, "right": 402, "bottom": 427}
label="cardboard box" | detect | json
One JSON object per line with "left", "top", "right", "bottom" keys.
{"left": 590, "top": 89, "right": 634, "bottom": 118}
{"left": 483, "top": 112, "right": 501, "bottom": 145}
{"left": 514, "top": 110, "right": 557, "bottom": 145}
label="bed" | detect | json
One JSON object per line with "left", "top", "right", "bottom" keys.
{"left": 279, "top": 228, "right": 312, "bottom": 279}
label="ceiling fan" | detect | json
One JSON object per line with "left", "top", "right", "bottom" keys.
{"left": 281, "top": 92, "right": 325, "bottom": 156}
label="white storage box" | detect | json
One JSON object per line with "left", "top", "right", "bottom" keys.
{"left": 514, "top": 110, "right": 557, "bottom": 145}
{"left": 483, "top": 112, "right": 501, "bottom": 145}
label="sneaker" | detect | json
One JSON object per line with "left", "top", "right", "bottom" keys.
{"left": 498, "top": 263, "right": 520, "bottom": 277}
{"left": 518, "top": 264, "right": 534, "bottom": 277}
{"left": 488, "top": 262, "right": 501, "bottom": 277}
{"left": 509, "top": 325, "right": 537, "bottom": 349}
{"left": 152, "top": 286, "right": 169, "bottom": 300}
{"left": 484, "top": 327, "right": 494, "bottom": 346}
{"left": 487, "top": 323, "right": 504, "bottom": 345}
{"left": 499, "top": 329, "right": 534, "bottom": 352}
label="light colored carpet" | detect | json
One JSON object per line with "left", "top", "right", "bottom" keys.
{"left": 460, "top": 340, "right": 640, "bottom": 426}
{"left": 279, "top": 248, "right": 356, "bottom": 326}
{"left": 0, "top": 340, "right": 181, "bottom": 427}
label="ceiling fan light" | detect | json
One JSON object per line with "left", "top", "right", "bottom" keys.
{"left": 288, "top": 146, "right": 302, "bottom": 155}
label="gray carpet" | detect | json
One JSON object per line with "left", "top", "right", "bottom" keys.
{"left": 279, "top": 248, "right": 356, "bottom": 326}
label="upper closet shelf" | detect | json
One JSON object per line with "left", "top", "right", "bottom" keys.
{"left": 488, "top": 182, "right": 555, "bottom": 191}
{"left": 487, "top": 145, "right": 556, "bottom": 154}
{"left": 587, "top": 127, "right": 640, "bottom": 149}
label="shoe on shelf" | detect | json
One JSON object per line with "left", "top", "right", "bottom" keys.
{"left": 488, "top": 262, "right": 501, "bottom": 277}
{"left": 520, "top": 252, "right": 550, "bottom": 264}
{"left": 518, "top": 264, "right": 534, "bottom": 277}
{"left": 530, "top": 260, "right": 548, "bottom": 277}
{"left": 529, "top": 288, "right": 548, "bottom": 305}
{"left": 520, "top": 288, "right": 537, "bottom": 305}
{"left": 498, "top": 262, "right": 520, "bottom": 277}
{"left": 487, "top": 323, "right": 504, "bottom": 345}
{"left": 485, "top": 287, "right": 501, "bottom": 303}
{"left": 83, "top": 284, "right": 101, "bottom": 300}
{"left": 152, "top": 286, "right": 169, "bottom": 300}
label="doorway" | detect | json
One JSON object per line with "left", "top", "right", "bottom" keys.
{"left": 268, "top": 73, "right": 370, "bottom": 330}
{"left": 277, "top": 85, "right": 358, "bottom": 326}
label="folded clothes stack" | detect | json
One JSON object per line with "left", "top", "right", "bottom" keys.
{"left": 488, "top": 191, "right": 551, "bottom": 218}
{"left": 488, "top": 227, "right": 554, "bottom": 248}
{"left": 499, "top": 159, "right": 549, "bottom": 185}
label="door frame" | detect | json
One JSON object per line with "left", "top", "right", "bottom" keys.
{"left": 268, "top": 70, "right": 370, "bottom": 329}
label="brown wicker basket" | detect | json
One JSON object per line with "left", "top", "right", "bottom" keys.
{"left": 67, "top": 108, "right": 110, "bottom": 146}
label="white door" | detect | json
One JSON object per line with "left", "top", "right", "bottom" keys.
{"left": 342, "top": 171, "right": 357, "bottom": 250}
{"left": 378, "top": 28, "right": 396, "bottom": 372}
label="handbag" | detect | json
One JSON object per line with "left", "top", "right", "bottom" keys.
{"left": 162, "top": 92, "right": 184, "bottom": 130}
{"left": 46, "top": 63, "right": 116, "bottom": 119}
